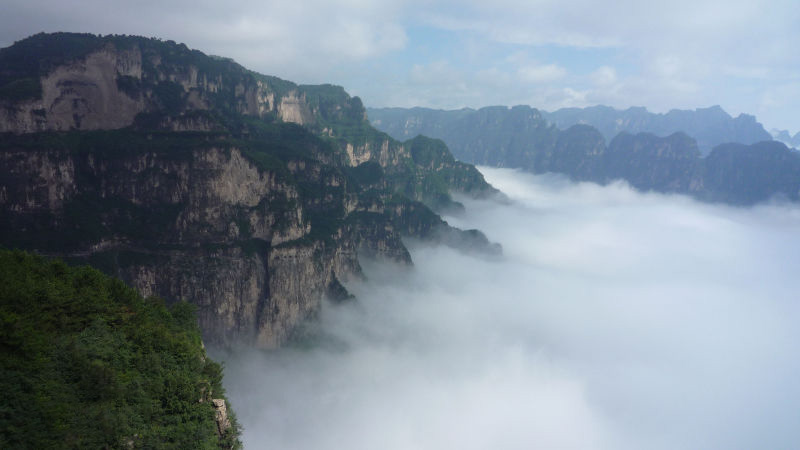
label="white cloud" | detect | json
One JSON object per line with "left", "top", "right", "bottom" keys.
{"left": 591, "top": 66, "right": 618, "bottom": 86}
{"left": 517, "top": 63, "right": 567, "bottom": 83}
{"left": 218, "top": 168, "right": 800, "bottom": 449}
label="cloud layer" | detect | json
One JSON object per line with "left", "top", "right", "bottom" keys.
{"left": 217, "top": 168, "right": 800, "bottom": 449}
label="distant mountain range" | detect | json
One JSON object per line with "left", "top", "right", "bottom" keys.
{"left": 368, "top": 105, "right": 800, "bottom": 205}
{"left": 770, "top": 129, "right": 800, "bottom": 149}
{"left": 542, "top": 105, "right": 772, "bottom": 155}
{"left": 369, "top": 104, "right": 773, "bottom": 155}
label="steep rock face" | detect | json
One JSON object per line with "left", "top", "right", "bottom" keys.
{"left": 124, "top": 247, "right": 271, "bottom": 346}
{"left": 277, "top": 91, "right": 314, "bottom": 125}
{"left": 346, "top": 138, "right": 401, "bottom": 168}
{"left": 212, "top": 399, "right": 232, "bottom": 438}
{"left": 0, "top": 143, "right": 272, "bottom": 344}
{"left": 1, "top": 33, "right": 497, "bottom": 348}
{"left": 0, "top": 138, "right": 414, "bottom": 347}
{"left": 1, "top": 143, "right": 304, "bottom": 247}
{"left": 0, "top": 45, "right": 145, "bottom": 133}
{"left": 0, "top": 33, "right": 358, "bottom": 135}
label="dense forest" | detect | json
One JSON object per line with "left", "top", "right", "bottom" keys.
{"left": 0, "top": 249, "right": 241, "bottom": 448}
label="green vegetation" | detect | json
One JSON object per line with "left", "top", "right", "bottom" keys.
{"left": 0, "top": 77, "right": 42, "bottom": 102}
{"left": 0, "top": 249, "right": 241, "bottom": 448}
{"left": 0, "top": 32, "right": 101, "bottom": 101}
{"left": 153, "top": 81, "right": 186, "bottom": 115}
{"left": 346, "top": 161, "right": 384, "bottom": 187}
{"left": 406, "top": 135, "right": 455, "bottom": 168}
{"left": 299, "top": 84, "right": 365, "bottom": 127}
{"left": 115, "top": 75, "right": 142, "bottom": 99}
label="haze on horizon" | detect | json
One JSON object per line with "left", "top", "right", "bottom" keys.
{"left": 218, "top": 168, "right": 800, "bottom": 449}
{"left": 1, "top": 0, "right": 798, "bottom": 133}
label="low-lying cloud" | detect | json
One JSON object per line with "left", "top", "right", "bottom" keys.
{"left": 217, "top": 167, "right": 800, "bottom": 449}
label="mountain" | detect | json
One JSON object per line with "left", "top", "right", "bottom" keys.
{"left": 0, "top": 249, "right": 241, "bottom": 448}
{"left": 368, "top": 104, "right": 773, "bottom": 156}
{"left": 368, "top": 105, "right": 800, "bottom": 205}
{"left": 542, "top": 105, "right": 772, "bottom": 155}
{"left": 770, "top": 128, "right": 800, "bottom": 149}
{"left": 0, "top": 32, "right": 497, "bottom": 348}
{"left": 604, "top": 131, "right": 702, "bottom": 192}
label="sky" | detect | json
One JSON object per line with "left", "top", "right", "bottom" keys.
{"left": 1, "top": 0, "right": 798, "bottom": 132}
{"left": 216, "top": 168, "right": 800, "bottom": 449}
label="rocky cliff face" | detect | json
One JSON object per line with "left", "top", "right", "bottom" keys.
{"left": 0, "top": 33, "right": 496, "bottom": 348}
{"left": 0, "top": 33, "right": 369, "bottom": 136}
{"left": 0, "top": 45, "right": 145, "bottom": 133}
{"left": 0, "top": 138, "right": 404, "bottom": 347}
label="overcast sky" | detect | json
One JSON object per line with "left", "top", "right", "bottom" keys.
{"left": 2, "top": 0, "right": 798, "bottom": 132}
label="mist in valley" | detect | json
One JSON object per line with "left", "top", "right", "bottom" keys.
{"left": 218, "top": 167, "right": 800, "bottom": 449}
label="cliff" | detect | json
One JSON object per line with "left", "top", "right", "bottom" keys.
{"left": 0, "top": 33, "right": 497, "bottom": 348}
{"left": 368, "top": 105, "right": 800, "bottom": 205}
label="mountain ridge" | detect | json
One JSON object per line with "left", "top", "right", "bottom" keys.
{"left": 368, "top": 104, "right": 773, "bottom": 155}
{"left": 368, "top": 105, "right": 799, "bottom": 205}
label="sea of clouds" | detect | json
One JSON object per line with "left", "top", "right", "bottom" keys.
{"left": 218, "top": 167, "right": 800, "bottom": 449}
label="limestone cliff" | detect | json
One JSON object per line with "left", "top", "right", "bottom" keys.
{"left": 0, "top": 33, "right": 497, "bottom": 347}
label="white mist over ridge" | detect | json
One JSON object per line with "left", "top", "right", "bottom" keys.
{"left": 219, "top": 167, "right": 800, "bottom": 450}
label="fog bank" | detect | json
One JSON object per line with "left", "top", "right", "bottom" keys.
{"left": 218, "top": 168, "right": 800, "bottom": 449}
